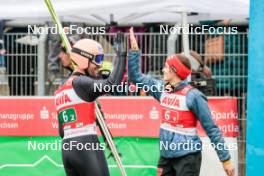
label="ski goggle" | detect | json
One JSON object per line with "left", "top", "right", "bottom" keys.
{"left": 71, "top": 47, "right": 104, "bottom": 66}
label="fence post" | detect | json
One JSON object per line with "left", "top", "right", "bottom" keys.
{"left": 37, "top": 32, "right": 47, "bottom": 96}
{"left": 181, "top": 12, "right": 200, "bottom": 71}
{"left": 167, "top": 23, "right": 180, "bottom": 56}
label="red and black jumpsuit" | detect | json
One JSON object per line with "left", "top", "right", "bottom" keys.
{"left": 54, "top": 52, "right": 126, "bottom": 176}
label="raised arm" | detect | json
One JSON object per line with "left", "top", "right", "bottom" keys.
{"left": 128, "top": 27, "right": 163, "bottom": 101}
{"left": 72, "top": 34, "right": 127, "bottom": 102}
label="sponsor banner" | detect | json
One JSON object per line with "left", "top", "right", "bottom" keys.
{"left": 0, "top": 137, "right": 238, "bottom": 176}
{"left": 197, "top": 98, "right": 239, "bottom": 137}
{"left": 0, "top": 98, "right": 58, "bottom": 136}
{"left": 98, "top": 97, "right": 161, "bottom": 137}
{"left": 0, "top": 137, "right": 159, "bottom": 176}
{"left": 0, "top": 97, "right": 238, "bottom": 137}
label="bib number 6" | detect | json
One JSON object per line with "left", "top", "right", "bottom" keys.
{"left": 164, "top": 110, "right": 170, "bottom": 120}
{"left": 62, "top": 111, "right": 68, "bottom": 122}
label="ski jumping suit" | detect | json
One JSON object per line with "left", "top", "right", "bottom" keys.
{"left": 54, "top": 53, "right": 126, "bottom": 176}
{"left": 128, "top": 50, "right": 231, "bottom": 176}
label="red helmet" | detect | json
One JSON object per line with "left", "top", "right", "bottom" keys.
{"left": 70, "top": 39, "right": 104, "bottom": 70}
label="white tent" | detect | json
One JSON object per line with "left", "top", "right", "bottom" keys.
{"left": 0, "top": 0, "right": 249, "bottom": 25}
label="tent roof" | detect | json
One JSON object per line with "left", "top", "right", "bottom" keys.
{"left": 0, "top": 0, "right": 249, "bottom": 25}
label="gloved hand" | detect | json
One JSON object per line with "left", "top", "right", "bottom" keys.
{"left": 223, "top": 159, "right": 235, "bottom": 176}
{"left": 113, "top": 31, "right": 126, "bottom": 57}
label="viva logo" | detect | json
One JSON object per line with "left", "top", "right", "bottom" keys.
{"left": 55, "top": 93, "right": 71, "bottom": 106}
{"left": 161, "top": 95, "right": 180, "bottom": 107}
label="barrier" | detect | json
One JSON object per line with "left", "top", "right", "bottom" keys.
{"left": 0, "top": 96, "right": 238, "bottom": 176}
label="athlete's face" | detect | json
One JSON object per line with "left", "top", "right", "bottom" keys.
{"left": 162, "top": 63, "right": 180, "bottom": 83}
{"left": 59, "top": 51, "right": 71, "bottom": 68}
{"left": 87, "top": 62, "right": 101, "bottom": 77}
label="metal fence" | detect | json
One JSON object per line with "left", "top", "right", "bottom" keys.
{"left": 0, "top": 32, "right": 248, "bottom": 98}
{"left": 0, "top": 32, "right": 247, "bottom": 176}
{"left": 0, "top": 33, "right": 38, "bottom": 96}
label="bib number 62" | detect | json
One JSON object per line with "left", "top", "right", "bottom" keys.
{"left": 59, "top": 108, "right": 77, "bottom": 124}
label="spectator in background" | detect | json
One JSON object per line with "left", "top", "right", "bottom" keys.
{"left": 47, "top": 27, "right": 61, "bottom": 78}
{"left": 47, "top": 22, "right": 87, "bottom": 80}
{"left": 0, "top": 20, "right": 8, "bottom": 96}
{"left": 0, "top": 20, "right": 6, "bottom": 75}
{"left": 47, "top": 23, "right": 83, "bottom": 94}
